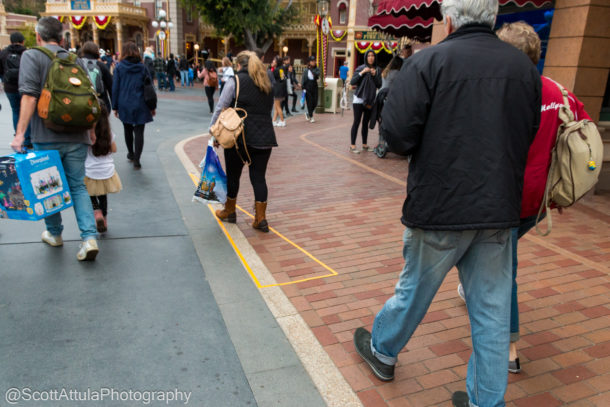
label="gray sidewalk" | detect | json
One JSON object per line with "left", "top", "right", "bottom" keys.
{"left": 0, "top": 87, "right": 324, "bottom": 406}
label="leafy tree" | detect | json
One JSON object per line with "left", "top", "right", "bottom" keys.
{"left": 188, "top": 0, "right": 297, "bottom": 53}
{"left": 20, "top": 25, "right": 37, "bottom": 48}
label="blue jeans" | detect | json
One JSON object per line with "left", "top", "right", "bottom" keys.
{"left": 180, "top": 70, "right": 188, "bottom": 86}
{"left": 510, "top": 214, "right": 543, "bottom": 342}
{"left": 168, "top": 73, "right": 175, "bottom": 91}
{"left": 34, "top": 142, "right": 97, "bottom": 240}
{"left": 6, "top": 92, "right": 32, "bottom": 147}
{"left": 156, "top": 72, "right": 166, "bottom": 90}
{"left": 371, "top": 227, "right": 512, "bottom": 407}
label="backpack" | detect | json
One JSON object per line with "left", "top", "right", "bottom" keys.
{"left": 34, "top": 46, "right": 101, "bottom": 133}
{"left": 536, "top": 83, "right": 604, "bottom": 235}
{"left": 3, "top": 52, "right": 21, "bottom": 86}
{"left": 85, "top": 59, "right": 104, "bottom": 97}
{"left": 207, "top": 71, "right": 218, "bottom": 88}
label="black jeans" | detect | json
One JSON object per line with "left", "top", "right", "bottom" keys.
{"left": 351, "top": 103, "right": 372, "bottom": 145}
{"left": 90, "top": 195, "right": 108, "bottom": 217}
{"left": 305, "top": 85, "right": 317, "bottom": 118}
{"left": 225, "top": 146, "right": 272, "bottom": 202}
{"left": 123, "top": 123, "right": 145, "bottom": 161}
{"left": 204, "top": 86, "right": 215, "bottom": 113}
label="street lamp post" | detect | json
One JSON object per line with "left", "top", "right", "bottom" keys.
{"left": 316, "top": 0, "right": 329, "bottom": 113}
{"left": 151, "top": 9, "right": 173, "bottom": 58}
{"left": 194, "top": 43, "right": 200, "bottom": 67}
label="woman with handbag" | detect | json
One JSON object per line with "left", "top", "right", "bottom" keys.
{"left": 301, "top": 56, "right": 320, "bottom": 123}
{"left": 209, "top": 51, "right": 276, "bottom": 232}
{"left": 349, "top": 50, "right": 382, "bottom": 153}
{"left": 112, "top": 41, "right": 155, "bottom": 169}
{"left": 198, "top": 60, "right": 219, "bottom": 113}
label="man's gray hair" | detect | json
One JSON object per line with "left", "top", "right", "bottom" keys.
{"left": 441, "top": 0, "right": 498, "bottom": 30}
{"left": 35, "top": 16, "right": 63, "bottom": 43}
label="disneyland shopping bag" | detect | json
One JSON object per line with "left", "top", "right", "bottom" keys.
{"left": 0, "top": 150, "right": 73, "bottom": 220}
{"left": 300, "top": 89, "right": 306, "bottom": 108}
{"left": 193, "top": 140, "right": 227, "bottom": 204}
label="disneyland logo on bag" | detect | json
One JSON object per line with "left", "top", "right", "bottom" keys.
{"left": 29, "top": 156, "right": 51, "bottom": 165}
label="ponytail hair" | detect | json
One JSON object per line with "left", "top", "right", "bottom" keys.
{"left": 235, "top": 51, "right": 271, "bottom": 94}
{"left": 92, "top": 105, "right": 112, "bottom": 157}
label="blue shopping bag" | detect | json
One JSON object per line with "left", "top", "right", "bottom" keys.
{"left": 193, "top": 140, "right": 227, "bottom": 204}
{"left": 300, "top": 89, "right": 306, "bottom": 108}
{"left": 0, "top": 150, "right": 73, "bottom": 220}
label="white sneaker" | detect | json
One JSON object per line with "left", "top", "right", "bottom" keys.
{"left": 77, "top": 239, "right": 99, "bottom": 261}
{"left": 305, "top": 113, "right": 310, "bottom": 121}
{"left": 310, "top": 117, "right": 315, "bottom": 123}
{"left": 278, "top": 121, "right": 286, "bottom": 127}
{"left": 41, "top": 230, "right": 63, "bottom": 247}
{"left": 272, "top": 121, "right": 278, "bottom": 127}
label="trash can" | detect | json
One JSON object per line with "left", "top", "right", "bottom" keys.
{"left": 324, "top": 78, "right": 339, "bottom": 113}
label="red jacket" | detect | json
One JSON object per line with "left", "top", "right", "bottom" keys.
{"left": 520, "top": 76, "right": 591, "bottom": 218}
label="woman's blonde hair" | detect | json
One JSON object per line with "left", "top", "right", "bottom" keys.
{"left": 222, "top": 56, "right": 232, "bottom": 67}
{"left": 235, "top": 51, "right": 271, "bottom": 94}
{"left": 496, "top": 21, "right": 541, "bottom": 65}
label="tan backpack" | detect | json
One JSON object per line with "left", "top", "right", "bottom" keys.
{"left": 210, "top": 75, "right": 250, "bottom": 164}
{"left": 536, "top": 83, "right": 604, "bottom": 235}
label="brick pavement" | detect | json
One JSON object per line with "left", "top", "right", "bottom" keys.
{"left": 183, "top": 111, "right": 610, "bottom": 407}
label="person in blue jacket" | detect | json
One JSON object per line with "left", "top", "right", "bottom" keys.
{"left": 112, "top": 41, "right": 154, "bottom": 169}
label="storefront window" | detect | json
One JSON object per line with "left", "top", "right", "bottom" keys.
{"left": 339, "top": 3, "right": 347, "bottom": 25}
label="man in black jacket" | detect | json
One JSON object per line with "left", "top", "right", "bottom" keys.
{"left": 0, "top": 31, "right": 32, "bottom": 148}
{"left": 353, "top": 1, "right": 541, "bottom": 406}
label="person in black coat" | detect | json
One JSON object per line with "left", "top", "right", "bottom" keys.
{"left": 79, "top": 41, "right": 113, "bottom": 115}
{"left": 166, "top": 54, "right": 176, "bottom": 91}
{"left": 210, "top": 51, "right": 276, "bottom": 232}
{"left": 349, "top": 50, "right": 382, "bottom": 153}
{"left": 301, "top": 56, "right": 320, "bottom": 123}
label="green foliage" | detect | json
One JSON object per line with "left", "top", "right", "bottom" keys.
{"left": 20, "top": 25, "right": 37, "bottom": 48}
{"left": 186, "top": 0, "right": 297, "bottom": 51}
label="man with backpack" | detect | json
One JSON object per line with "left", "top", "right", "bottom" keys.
{"left": 80, "top": 41, "right": 113, "bottom": 114}
{"left": 153, "top": 52, "right": 166, "bottom": 91}
{"left": 10, "top": 16, "right": 100, "bottom": 261}
{"left": 0, "top": 31, "right": 32, "bottom": 148}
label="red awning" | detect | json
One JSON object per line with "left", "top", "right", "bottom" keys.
{"left": 369, "top": 0, "right": 554, "bottom": 39}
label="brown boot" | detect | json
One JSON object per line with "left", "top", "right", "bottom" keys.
{"left": 215, "top": 197, "right": 237, "bottom": 223}
{"left": 252, "top": 201, "right": 269, "bottom": 232}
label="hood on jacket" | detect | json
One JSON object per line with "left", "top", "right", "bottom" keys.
{"left": 5, "top": 44, "right": 27, "bottom": 54}
{"left": 119, "top": 58, "right": 146, "bottom": 74}
{"left": 364, "top": 50, "right": 377, "bottom": 68}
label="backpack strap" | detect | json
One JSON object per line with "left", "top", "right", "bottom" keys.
{"left": 234, "top": 74, "right": 240, "bottom": 108}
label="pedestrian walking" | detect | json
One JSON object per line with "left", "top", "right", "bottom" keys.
{"left": 0, "top": 31, "right": 32, "bottom": 148}
{"left": 455, "top": 21, "right": 593, "bottom": 377}
{"left": 198, "top": 60, "right": 218, "bottom": 113}
{"left": 112, "top": 41, "right": 155, "bottom": 170}
{"left": 281, "top": 56, "right": 293, "bottom": 117}
{"left": 153, "top": 52, "right": 166, "bottom": 90}
{"left": 79, "top": 41, "right": 113, "bottom": 114}
{"left": 10, "top": 16, "right": 101, "bottom": 261}
{"left": 352, "top": 1, "right": 541, "bottom": 407}
{"left": 270, "top": 56, "right": 287, "bottom": 127}
{"left": 219, "top": 56, "right": 234, "bottom": 94}
{"left": 179, "top": 55, "right": 189, "bottom": 87}
{"left": 349, "top": 50, "right": 381, "bottom": 153}
{"left": 188, "top": 64, "right": 194, "bottom": 87}
{"left": 166, "top": 53, "right": 176, "bottom": 92}
{"left": 301, "top": 56, "right": 319, "bottom": 123}
{"left": 286, "top": 63, "right": 299, "bottom": 113}
{"left": 211, "top": 51, "right": 276, "bottom": 233}
{"left": 84, "top": 106, "right": 122, "bottom": 233}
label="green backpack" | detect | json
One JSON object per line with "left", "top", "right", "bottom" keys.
{"left": 34, "top": 46, "right": 101, "bottom": 133}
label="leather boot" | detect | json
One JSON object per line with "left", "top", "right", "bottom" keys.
{"left": 215, "top": 197, "right": 237, "bottom": 223}
{"left": 252, "top": 201, "right": 269, "bottom": 232}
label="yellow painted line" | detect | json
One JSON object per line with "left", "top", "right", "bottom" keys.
{"left": 189, "top": 172, "right": 337, "bottom": 288}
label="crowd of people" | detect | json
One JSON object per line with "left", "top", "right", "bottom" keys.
{"left": 1, "top": 2, "right": 600, "bottom": 404}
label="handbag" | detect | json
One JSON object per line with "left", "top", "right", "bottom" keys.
{"left": 210, "top": 75, "right": 251, "bottom": 165}
{"left": 143, "top": 74, "right": 157, "bottom": 110}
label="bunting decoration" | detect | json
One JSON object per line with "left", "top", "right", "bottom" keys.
{"left": 314, "top": 14, "right": 331, "bottom": 86}
{"left": 70, "top": 16, "right": 87, "bottom": 30}
{"left": 53, "top": 16, "right": 65, "bottom": 23}
{"left": 354, "top": 41, "right": 398, "bottom": 54}
{"left": 330, "top": 30, "right": 347, "bottom": 41}
{"left": 93, "top": 16, "right": 111, "bottom": 30}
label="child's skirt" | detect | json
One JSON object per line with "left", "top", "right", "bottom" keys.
{"left": 84, "top": 171, "right": 122, "bottom": 196}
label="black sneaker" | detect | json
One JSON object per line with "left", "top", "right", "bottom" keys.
{"left": 353, "top": 327, "right": 394, "bottom": 381}
{"left": 133, "top": 160, "right": 142, "bottom": 169}
{"left": 127, "top": 153, "right": 134, "bottom": 162}
{"left": 508, "top": 357, "right": 521, "bottom": 374}
{"left": 452, "top": 391, "right": 469, "bottom": 407}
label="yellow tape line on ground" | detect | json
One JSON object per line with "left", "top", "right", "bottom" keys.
{"left": 189, "top": 173, "right": 337, "bottom": 288}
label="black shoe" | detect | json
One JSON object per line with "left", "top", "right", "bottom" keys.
{"left": 452, "top": 391, "right": 469, "bottom": 407}
{"left": 133, "top": 160, "right": 142, "bottom": 169}
{"left": 285, "top": 112, "right": 292, "bottom": 117}
{"left": 353, "top": 327, "right": 394, "bottom": 381}
{"left": 508, "top": 357, "right": 521, "bottom": 374}
{"left": 291, "top": 108, "right": 298, "bottom": 113}
{"left": 127, "top": 153, "right": 134, "bottom": 162}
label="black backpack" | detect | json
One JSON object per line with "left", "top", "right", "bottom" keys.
{"left": 3, "top": 52, "right": 21, "bottom": 85}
